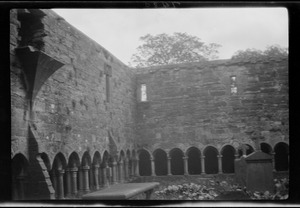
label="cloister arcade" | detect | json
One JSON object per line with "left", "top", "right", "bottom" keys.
{"left": 11, "top": 142, "right": 289, "bottom": 200}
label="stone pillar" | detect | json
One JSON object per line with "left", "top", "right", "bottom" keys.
{"left": 135, "top": 158, "right": 140, "bottom": 176}
{"left": 57, "top": 169, "right": 65, "bottom": 199}
{"left": 107, "top": 166, "right": 112, "bottom": 185}
{"left": 234, "top": 153, "right": 239, "bottom": 160}
{"left": 101, "top": 164, "right": 108, "bottom": 187}
{"left": 150, "top": 156, "right": 156, "bottom": 176}
{"left": 17, "top": 174, "right": 25, "bottom": 200}
{"left": 78, "top": 167, "right": 84, "bottom": 196}
{"left": 131, "top": 159, "right": 135, "bottom": 177}
{"left": 124, "top": 159, "right": 129, "bottom": 181}
{"left": 183, "top": 156, "right": 188, "bottom": 175}
{"left": 128, "top": 160, "right": 132, "bottom": 178}
{"left": 50, "top": 170, "right": 58, "bottom": 199}
{"left": 118, "top": 161, "right": 124, "bottom": 183}
{"left": 82, "top": 165, "right": 90, "bottom": 194}
{"left": 89, "top": 166, "right": 94, "bottom": 191}
{"left": 201, "top": 156, "right": 205, "bottom": 174}
{"left": 93, "top": 165, "right": 100, "bottom": 190}
{"left": 112, "top": 161, "right": 117, "bottom": 184}
{"left": 271, "top": 152, "right": 276, "bottom": 172}
{"left": 217, "top": 155, "right": 223, "bottom": 174}
{"left": 70, "top": 167, "right": 78, "bottom": 198}
{"left": 167, "top": 157, "right": 172, "bottom": 175}
{"left": 65, "top": 169, "right": 72, "bottom": 198}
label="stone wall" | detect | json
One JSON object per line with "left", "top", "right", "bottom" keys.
{"left": 11, "top": 8, "right": 137, "bottom": 164}
{"left": 135, "top": 58, "right": 288, "bottom": 153}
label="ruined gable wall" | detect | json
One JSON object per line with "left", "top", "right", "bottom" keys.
{"left": 135, "top": 58, "right": 288, "bottom": 153}
{"left": 11, "top": 9, "right": 137, "bottom": 162}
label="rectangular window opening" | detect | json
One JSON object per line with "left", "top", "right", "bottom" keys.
{"left": 106, "top": 74, "right": 110, "bottom": 102}
{"left": 230, "top": 75, "right": 237, "bottom": 95}
{"left": 141, "top": 84, "right": 147, "bottom": 102}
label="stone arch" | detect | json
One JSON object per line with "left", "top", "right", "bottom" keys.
{"left": 81, "top": 151, "right": 93, "bottom": 193}
{"left": 220, "top": 145, "right": 235, "bottom": 173}
{"left": 102, "top": 150, "right": 110, "bottom": 165}
{"left": 153, "top": 148, "right": 168, "bottom": 176}
{"left": 12, "top": 153, "right": 29, "bottom": 200}
{"left": 81, "top": 151, "right": 92, "bottom": 166}
{"left": 92, "top": 151, "right": 101, "bottom": 166}
{"left": 238, "top": 143, "right": 254, "bottom": 157}
{"left": 119, "top": 150, "right": 126, "bottom": 162}
{"left": 126, "top": 149, "right": 131, "bottom": 159}
{"left": 138, "top": 149, "right": 151, "bottom": 176}
{"left": 39, "top": 152, "right": 52, "bottom": 171}
{"left": 132, "top": 149, "right": 137, "bottom": 160}
{"left": 260, "top": 142, "right": 273, "bottom": 155}
{"left": 203, "top": 146, "right": 218, "bottom": 174}
{"left": 169, "top": 148, "right": 184, "bottom": 175}
{"left": 68, "top": 151, "right": 80, "bottom": 168}
{"left": 186, "top": 146, "right": 201, "bottom": 175}
{"left": 274, "top": 142, "right": 289, "bottom": 171}
{"left": 53, "top": 152, "right": 67, "bottom": 170}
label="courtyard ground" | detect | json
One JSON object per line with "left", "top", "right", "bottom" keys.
{"left": 129, "top": 172, "right": 289, "bottom": 201}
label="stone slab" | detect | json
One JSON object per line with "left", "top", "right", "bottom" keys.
{"left": 82, "top": 182, "right": 160, "bottom": 200}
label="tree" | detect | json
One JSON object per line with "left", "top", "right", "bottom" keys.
{"left": 231, "top": 45, "right": 288, "bottom": 60}
{"left": 129, "top": 32, "right": 221, "bottom": 67}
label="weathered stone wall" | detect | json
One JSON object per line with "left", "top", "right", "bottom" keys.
{"left": 135, "top": 58, "right": 288, "bottom": 153}
{"left": 11, "top": 9, "right": 137, "bottom": 163}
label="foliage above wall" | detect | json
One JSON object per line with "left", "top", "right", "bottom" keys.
{"left": 130, "top": 32, "right": 221, "bottom": 67}
{"left": 231, "top": 45, "right": 288, "bottom": 60}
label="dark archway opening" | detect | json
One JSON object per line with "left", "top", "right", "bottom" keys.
{"left": 238, "top": 144, "right": 254, "bottom": 157}
{"left": 154, "top": 149, "right": 168, "bottom": 176}
{"left": 221, "top": 146, "right": 235, "bottom": 173}
{"left": 170, "top": 149, "right": 184, "bottom": 175}
{"left": 260, "top": 143, "right": 272, "bottom": 154}
{"left": 187, "top": 147, "right": 201, "bottom": 175}
{"left": 12, "top": 154, "right": 29, "bottom": 200}
{"left": 204, "top": 147, "right": 218, "bottom": 174}
{"left": 139, "top": 150, "right": 151, "bottom": 176}
{"left": 274, "top": 143, "right": 289, "bottom": 171}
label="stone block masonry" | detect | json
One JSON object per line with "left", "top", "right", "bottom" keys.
{"left": 136, "top": 57, "right": 288, "bottom": 153}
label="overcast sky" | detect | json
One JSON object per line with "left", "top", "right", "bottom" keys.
{"left": 52, "top": 8, "right": 288, "bottom": 66}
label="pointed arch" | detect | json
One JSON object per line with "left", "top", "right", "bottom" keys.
{"left": 81, "top": 151, "right": 92, "bottom": 166}
{"left": 12, "top": 153, "right": 29, "bottom": 200}
{"left": 53, "top": 152, "right": 67, "bottom": 170}
{"left": 39, "top": 152, "right": 52, "bottom": 171}
{"left": 92, "top": 151, "right": 101, "bottom": 166}
{"left": 68, "top": 151, "right": 80, "bottom": 168}
{"left": 119, "top": 150, "right": 126, "bottom": 162}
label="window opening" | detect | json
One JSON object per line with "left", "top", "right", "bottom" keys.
{"left": 141, "top": 84, "right": 147, "bottom": 102}
{"left": 230, "top": 75, "right": 237, "bottom": 95}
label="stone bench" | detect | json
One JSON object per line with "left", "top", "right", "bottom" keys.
{"left": 82, "top": 182, "right": 160, "bottom": 200}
